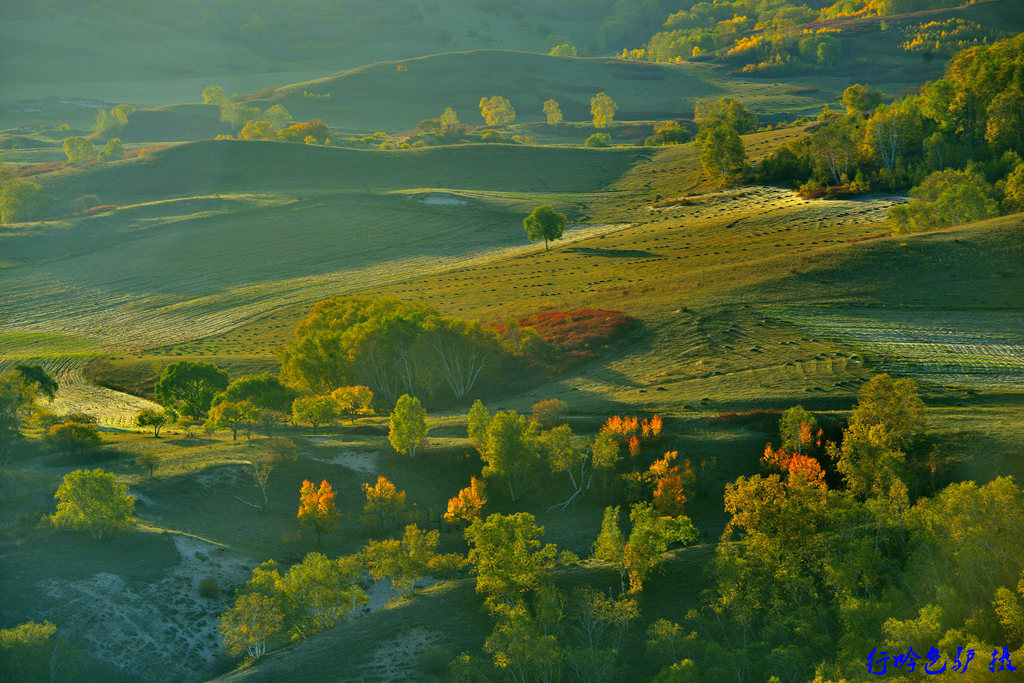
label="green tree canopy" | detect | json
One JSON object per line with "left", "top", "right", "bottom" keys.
{"left": 523, "top": 205, "right": 567, "bottom": 251}
{"left": 481, "top": 410, "right": 541, "bottom": 502}
{"left": 52, "top": 468, "right": 134, "bottom": 540}
{"left": 217, "top": 373, "right": 296, "bottom": 413}
{"left": 389, "top": 394, "right": 428, "bottom": 457}
{"left": 62, "top": 136, "right": 95, "bottom": 164}
{"left": 698, "top": 123, "right": 745, "bottom": 179}
{"left": 465, "top": 512, "right": 561, "bottom": 610}
{"left": 695, "top": 97, "right": 757, "bottom": 134}
{"left": 154, "top": 360, "right": 230, "bottom": 419}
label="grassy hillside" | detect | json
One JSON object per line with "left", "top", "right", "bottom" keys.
{"left": 245, "top": 49, "right": 812, "bottom": 132}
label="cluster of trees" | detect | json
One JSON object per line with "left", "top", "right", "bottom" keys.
{"left": 620, "top": 0, "right": 969, "bottom": 71}
{"left": 0, "top": 364, "right": 58, "bottom": 462}
{"left": 759, "top": 34, "right": 1024, "bottom": 233}
{"left": 279, "top": 296, "right": 502, "bottom": 406}
{"left": 92, "top": 103, "right": 134, "bottom": 140}
{"left": 645, "top": 374, "right": 1024, "bottom": 680}
{"left": 201, "top": 86, "right": 317, "bottom": 142}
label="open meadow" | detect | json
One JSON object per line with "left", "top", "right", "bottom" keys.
{"left": 3, "top": 1, "right": 1024, "bottom": 681}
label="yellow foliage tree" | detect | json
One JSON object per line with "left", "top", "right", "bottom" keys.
{"left": 445, "top": 476, "right": 487, "bottom": 525}
{"left": 297, "top": 479, "right": 339, "bottom": 546}
{"left": 590, "top": 92, "right": 617, "bottom": 129}
{"left": 479, "top": 96, "right": 516, "bottom": 126}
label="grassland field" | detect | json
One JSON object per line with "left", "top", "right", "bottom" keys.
{"left": 3, "top": 16, "right": 1024, "bottom": 680}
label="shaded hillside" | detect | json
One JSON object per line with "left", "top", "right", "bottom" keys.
{"left": 40, "top": 139, "right": 650, "bottom": 208}
{"left": 242, "top": 50, "right": 804, "bottom": 132}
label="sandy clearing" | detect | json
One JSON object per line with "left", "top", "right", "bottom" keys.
{"left": 367, "top": 626, "right": 440, "bottom": 682}
{"left": 37, "top": 533, "right": 256, "bottom": 682}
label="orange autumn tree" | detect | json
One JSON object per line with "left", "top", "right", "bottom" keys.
{"left": 647, "top": 451, "right": 695, "bottom": 516}
{"left": 761, "top": 443, "right": 827, "bottom": 489}
{"left": 297, "top": 479, "right": 340, "bottom": 546}
{"left": 444, "top": 476, "right": 487, "bottom": 525}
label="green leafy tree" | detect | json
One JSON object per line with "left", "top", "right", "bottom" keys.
{"left": 888, "top": 168, "right": 998, "bottom": 233}
{"left": 364, "top": 524, "right": 440, "bottom": 596}
{"left": 0, "top": 180, "right": 49, "bottom": 223}
{"left": 206, "top": 400, "right": 259, "bottom": 440}
{"left": 264, "top": 104, "right": 291, "bottom": 129}
{"left": 841, "top": 83, "right": 884, "bottom": 116}
{"left": 548, "top": 43, "right": 578, "bottom": 56}
{"left": 0, "top": 372, "right": 38, "bottom": 463}
{"left": 291, "top": 395, "right": 339, "bottom": 432}
{"left": 468, "top": 399, "right": 491, "bottom": 452}
{"left": 136, "top": 407, "right": 176, "bottom": 437}
{"left": 97, "top": 137, "right": 125, "bottom": 161}
{"left": 440, "top": 107, "right": 460, "bottom": 132}
{"left": 595, "top": 503, "right": 697, "bottom": 594}
{"left": 523, "top": 205, "right": 566, "bottom": 251}
{"left": 62, "top": 136, "right": 95, "bottom": 164}
{"left": 112, "top": 103, "right": 135, "bottom": 127}
{"left": 584, "top": 132, "right": 611, "bottom": 148}
{"left": 465, "top": 512, "right": 561, "bottom": 609}
{"left": 778, "top": 405, "right": 818, "bottom": 455}
{"left": 1005, "top": 163, "right": 1024, "bottom": 211}
{"left": 13, "top": 363, "right": 57, "bottom": 400}
{"left": 590, "top": 92, "right": 617, "bottom": 129}
{"left": 220, "top": 593, "right": 283, "bottom": 659}
{"left": 543, "top": 98, "right": 564, "bottom": 125}
{"left": 698, "top": 123, "right": 744, "bottom": 179}
{"left": 0, "top": 620, "right": 78, "bottom": 682}
{"left": 52, "top": 468, "right": 134, "bottom": 540}
{"left": 389, "top": 394, "right": 427, "bottom": 457}
{"left": 481, "top": 410, "right": 541, "bottom": 502}
{"left": 217, "top": 373, "right": 296, "bottom": 413}
{"left": 154, "top": 361, "right": 229, "bottom": 419}
{"left": 695, "top": 97, "right": 757, "bottom": 134}
{"left": 201, "top": 87, "right": 230, "bottom": 107}
{"left": 479, "top": 96, "right": 516, "bottom": 126}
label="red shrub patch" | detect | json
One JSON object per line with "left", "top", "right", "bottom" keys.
{"left": 494, "top": 308, "right": 639, "bottom": 368}
{"left": 17, "top": 161, "right": 63, "bottom": 177}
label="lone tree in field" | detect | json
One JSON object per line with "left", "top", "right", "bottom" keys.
{"left": 291, "top": 395, "right": 339, "bottom": 432}
{"left": 698, "top": 123, "right": 745, "bottom": 179}
{"left": 523, "top": 205, "right": 566, "bottom": 251}
{"left": 52, "top": 468, "right": 134, "bottom": 540}
{"left": 479, "top": 96, "right": 516, "bottom": 126}
{"left": 135, "top": 451, "right": 161, "bottom": 479}
{"left": 297, "top": 479, "right": 340, "bottom": 546}
{"left": 543, "top": 99, "right": 563, "bottom": 125}
{"left": 389, "top": 394, "right": 428, "bottom": 457}
{"left": 46, "top": 421, "right": 102, "bottom": 458}
{"left": 136, "top": 407, "right": 176, "bottom": 437}
{"left": 590, "top": 92, "right": 617, "bottom": 129}
{"left": 154, "top": 361, "right": 230, "bottom": 419}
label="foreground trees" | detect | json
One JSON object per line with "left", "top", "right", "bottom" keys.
{"left": 52, "top": 469, "right": 134, "bottom": 540}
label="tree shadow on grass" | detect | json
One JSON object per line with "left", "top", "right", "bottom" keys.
{"left": 562, "top": 246, "right": 657, "bottom": 258}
